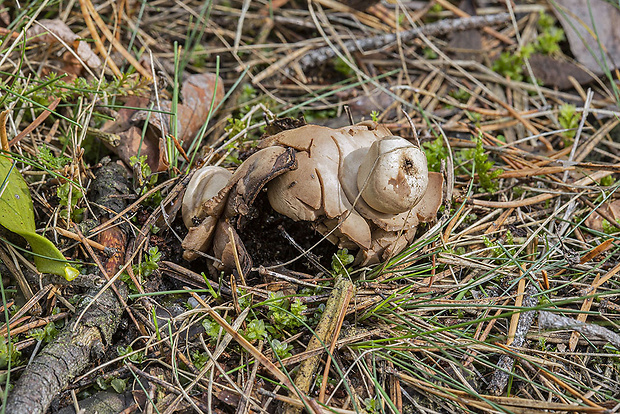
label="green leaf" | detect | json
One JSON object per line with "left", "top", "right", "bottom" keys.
{"left": 0, "top": 154, "right": 77, "bottom": 280}
{"left": 110, "top": 378, "right": 127, "bottom": 393}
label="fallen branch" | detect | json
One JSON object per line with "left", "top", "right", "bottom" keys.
{"left": 299, "top": 13, "right": 510, "bottom": 71}
{"left": 285, "top": 275, "right": 355, "bottom": 414}
{"left": 5, "top": 162, "right": 131, "bottom": 414}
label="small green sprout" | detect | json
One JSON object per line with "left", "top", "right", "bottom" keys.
{"left": 422, "top": 47, "right": 438, "bottom": 59}
{"left": 461, "top": 137, "right": 503, "bottom": 192}
{"left": 57, "top": 181, "right": 84, "bottom": 222}
{"left": 271, "top": 339, "right": 293, "bottom": 359}
{"left": 600, "top": 175, "right": 615, "bottom": 187}
{"left": 120, "top": 246, "right": 161, "bottom": 293}
{"left": 95, "top": 376, "right": 127, "bottom": 393}
{"left": 267, "top": 292, "right": 307, "bottom": 333}
{"left": 225, "top": 117, "right": 248, "bottom": 141}
{"left": 331, "top": 248, "right": 354, "bottom": 276}
{"left": 449, "top": 87, "right": 471, "bottom": 103}
{"left": 602, "top": 219, "right": 620, "bottom": 235}
{"left": 202, "top": 317, "right": 222, "bottom": 342}
{"left": 364, "top": 397, "right": 380, "bottom": 414}
{"left": 38, "top": 146, "right": 71, "bottom": 171}
{"left": 191, "top": 350, "right": 210, "bottom": 370}
{"left": 370, "top": 110, "right": 380, "bottom": 123}
{"left": 137, "top": 246, "right": 161, "bottom": 278}
{"left": 558, "top": 104, "right": 579, "bottom": 143}
{"left": 130, "top": 155, "right": 161, "bottom": 206}
{"left": 422, "top": 136, "right": 448, "bottom": 173}
{"left": 116, "top": 345, "right": 145, "bottom": 363}
{"left": 332, "top": 57, "right": 355, "bottom": 77}
{"left": 535, "top": 11, "right": 565, "bottom": 55}
{"left": 28, "top": 322, "right": 58, "bottom": 343}
{"left": 244, "top": 319, "right": 268, "bottom": 342}
{"left": 0, "top": 336, "right": 20, "bottom": 369}
{"left": 492, "top": 50, "right": 527, "bottom": 81}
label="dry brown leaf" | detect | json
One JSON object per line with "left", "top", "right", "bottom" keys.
{"left": 528, "top": 54, "right": 595, "bottom": 89}
{"left": 99, "top": 73, "right": 224, "bottom": 173}
{"left": 447, "top": 0, "right": 483, "bottom": 62}
{"left": 26, "top": 19, "right": 101, "bottom": 69}
{"left": 585, "top": 200, "right": 620, "bottom": 232}
{"left": 99, "top": 96, "right": 168, "bottom": 173}
{"left": 132, "top": 73, "right": 224, "bottom": 148}
{"left": 552, "top": 0, "right": 620, "bottom": 75}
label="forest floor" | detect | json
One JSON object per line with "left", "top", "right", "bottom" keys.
{"left": 1, "top": 0, "right": 620, "bottom": 413}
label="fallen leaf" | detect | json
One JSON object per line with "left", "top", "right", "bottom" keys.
{"left": 528, "top": 54, "right": 596, "bottom": 89}
{"left": 132, "top": 72, "right": 225, "bottom": 147}
{"left": 100, "top": 73, "right": 224, "bottom": 172}
{"left": 585, "top": 199, "right": 620, "bottom": 232}
{"left": 26, "top": 19, "right": 101, "bottom": 70}
{"left": 100, "top": 96, "right": 168, "bottom": 173}
{"left": 552, "top": 0, "right": 620, "bottom": 75}
{"left": 447, "top": 0, "right": 483, "bottom": 62}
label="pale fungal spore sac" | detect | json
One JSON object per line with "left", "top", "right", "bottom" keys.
{"left": 182, "top": 122, "right": 443, "bottom": 274}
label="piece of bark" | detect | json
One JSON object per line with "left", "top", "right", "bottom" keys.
{"left": 98, "top": 96, "right": 168, "bottom": 173}
{"left": 26, "top": 19, "right": 101, "bottom": 69}
{"left": 5, "top": 162, "right": 131, "bottom": 414}
{"left": 89, "top": 162, "right": 131, "bottom": 275}
{"left": 4, "top": 282, "right": 128, "bottom": 414}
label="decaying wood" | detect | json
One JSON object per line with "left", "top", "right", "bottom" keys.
{"left": 5, "top": 162, "right": 131, "bottom": 414}
{"left": 285, "top": 275, "right": 355, "bottom": 414}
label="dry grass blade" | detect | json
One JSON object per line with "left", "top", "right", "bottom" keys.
{"left": 82, "top": 0, "right": 150, "bottom": 79}
{"left": 77, "top": 0, "right": 122, "bottom": 77}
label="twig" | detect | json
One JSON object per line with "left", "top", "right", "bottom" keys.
{"left": 298, "top": 13, "right": 510, "bottom": 70}
{"left": 568, "top": 261, "right": 620, "bottom": 351}
{"left": 0, "top": 110, "right": 9, "bottom": 151}
{"left": 9, "top": 98, "right": 60, "bottom": 146}
{"left": 540, "top": 310, "right": 620, "bottom": 350}
{"left": 488, "top": 284, "right": 538, "bottom": 396}
{"left": 53, "top": 226, "right": 111, "bottom": 254}
{"left": 318, "top": 281, "right": 354, "bottom": 403}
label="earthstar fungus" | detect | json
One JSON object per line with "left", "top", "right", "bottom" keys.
{"left": 182, "top": 122, "right": 443, "bottom": 275}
